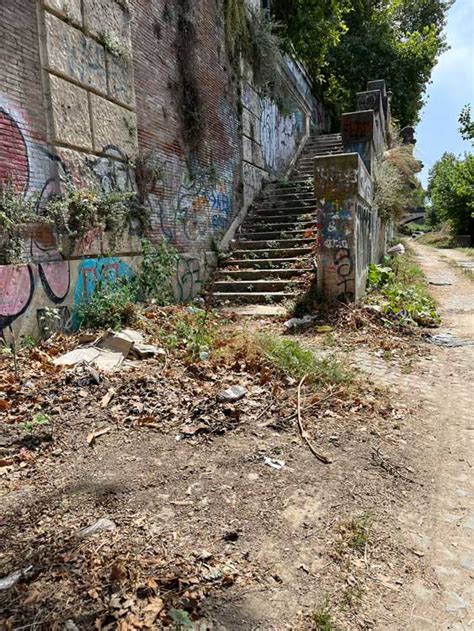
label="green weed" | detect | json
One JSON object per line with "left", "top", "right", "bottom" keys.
{"left": 169, "top": 608, "right": 193, "bottom": 629}
{"left": 313, "top": 603, "right": 338, "bottom": 631}
{"left": 257, "top": 334, "right": 353, "bottom": 386}
{"left": 136, "top": 238, "right": 179, "bottom": 305}
{"left": 347, "top": 513, "right": 372, "bottom": 551}
{"left": 367, "top": 251, "right": 440, "bottom": 327}
{"left": 74, "top": 278, "right": 138, "bottom": 331}
{"left": 22, "top": 412, "right": 50, "bottom": 433}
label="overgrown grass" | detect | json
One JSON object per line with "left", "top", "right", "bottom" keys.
{"left": 313, "top": 603, "right": 339, "bottom": 631}
{"left": 367, "top": 249, "right": 440, "bottom": 327}
{"left": 257, "top": 334, "right": 354, "bottom": 386}
{"left": 418, "top": 222, "right": 456, "bottom": 248}
{"left": 75, "top": 278, "right": 138, "bottom": 330}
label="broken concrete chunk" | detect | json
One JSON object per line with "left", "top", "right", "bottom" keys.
{"left": 78, "top": 518, "right": 117, "bottom": 538}
{"left": 217, "top": 385, "right": 248, "bottom": 403}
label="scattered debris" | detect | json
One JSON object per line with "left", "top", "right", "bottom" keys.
{"left": 263, "top": 456, "right": 285, "bottom": 470}
{"left": 54, "top": 329, "right": 165, "bottom": 372}
{"left": 297, "top": 375, "right": 332, "bottom": 465}
{"left": 217, "top": 385, "right": 248, "bottom": 403}
{"left": 0, "top": 566, "right": 34, "bottom": 591}
{"left": 86, "top": 426, "right": 112, "bottom": 446}
{"left": 387, "top": 243, "right": 406, "bottom": 256}
{"left": 78, "top": 518, "right": 117, "bottom": 538}
{"left": 424, "top": 332, "right": 474, "bottom": 348}
{"left": 283, "top": 315, "right": 317, "bottom": 330}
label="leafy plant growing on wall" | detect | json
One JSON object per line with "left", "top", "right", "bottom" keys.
{"left": 135, "top": 238, "right": 179, "bottom": 305}
{"left": 98, "top": 30, "right": 129, "bottom": 60}
{"left": 0, "top": 182, "right": 39, "bottom": 264}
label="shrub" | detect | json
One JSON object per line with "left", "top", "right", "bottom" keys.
{"left": 75, "top": 278, "right": 138, "bottom": 330}
{"left": 136, "top": 239, "right": 179, "bottom": 305}
{"left": 367, "top": 252, "right": 440, "bottom": 327}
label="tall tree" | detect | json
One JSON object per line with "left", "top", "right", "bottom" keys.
{"left": 272, "top": 0, "right": 452, "bottom": 126}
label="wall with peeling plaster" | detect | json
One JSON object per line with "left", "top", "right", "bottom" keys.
{"left": 0, "top": 0, "right": 325, "bottom": 338}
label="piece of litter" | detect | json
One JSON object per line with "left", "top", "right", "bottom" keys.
{"left": 387, "top": 243, "right": 405, "bottom": 256}
{"left": 424, "top": 332, "right": 474, "bottom": 348}
{"left": 283, "top": 315, "right": 316, "bottom": 330}
{"left": 78, "top": 518, "right": 117, "bottom": 538}
{"left": 263, "top": 456, "right": 285, "bottom": 470}
{"left": 0, "top": 566, "right": 34, "bottom": 590}
{"left": 86, "top": 426, "right": 112, "bottom": 446}
{"left": 217, "top": 385, "right": 248, "bottom": 403}
{"left": 100, "top": 388, "right": 115, "bottom": 408}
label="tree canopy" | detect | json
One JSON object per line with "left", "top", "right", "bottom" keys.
{"left": 271, "top": 0, "right": 452, "bottom": 127}
{"left": 428, "top": 151, "right": 474, "bottom": 238}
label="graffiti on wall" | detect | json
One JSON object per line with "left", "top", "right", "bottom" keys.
{"left": 260, "top": 97, "right": 305, "bottom": 173}
{"left": 149, "top": 160, "right": 234, "bottom": 246}
{"left": 318, "top": 197, "right": 356, "bottom": 302}
{"left": 0, "top": 98, "right": 73, "bottom": 333}
{"left": 73, "top": 257, "right": 134, "bottom": 308}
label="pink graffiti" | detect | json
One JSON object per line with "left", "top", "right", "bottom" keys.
{"left": 0, "top": 265, "right": 34, "bottom": 320}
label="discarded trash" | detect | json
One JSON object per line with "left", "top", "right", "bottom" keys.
{"left": 54, "top": 329, "right": 165, "bottom": 372}
{"left": 283, "top": 315, "right": 316, "bottom": 330}
{"left": 78, "top": 518, "right": 117, "bottom": 538}
{"left": 199, "top": 348, "right": 210, "bottom": 361}
{"left": 387, "top": 243, "right": 405, "bottom": 256}
{"left": 263, "top": 456, "right": 285, "bottom": 470}
{"left": 86, "top": 426, "right": 112, "bottom": 446}
{"left": 0, "top": 565, "right": 34, "bottom": 590}
{"left": 217, "top": 385, "right": 247, "bottom": 403}
{"left": 429, "top": 281, "right": 452, "bottom": 286}
{"left": 424, "top": 332, "right": 474, "bottom": 348}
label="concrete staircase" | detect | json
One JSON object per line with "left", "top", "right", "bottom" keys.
{"left": 213, "top": 133, "right": 344, "bottom": 308}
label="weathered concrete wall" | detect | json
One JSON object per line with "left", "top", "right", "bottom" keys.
{"left": 315, "top": 80, "right": 390, "bottom": 302}
{"left": 0, "top": 0, "right": 324, "bottom": 338}
{"left": 315, "top": 153, "right": 376, "bottom": 302}
{"left": 241, "top": 52, "right": 327, "bottom": 214}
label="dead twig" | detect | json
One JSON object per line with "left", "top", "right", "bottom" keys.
{"left": 297, "top": 375, "right": 332, "bottom": 465}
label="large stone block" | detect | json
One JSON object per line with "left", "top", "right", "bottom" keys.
{"left": 44, "top": 0, "right": 82, "bottom": 25}
{"left": 90, "top": 93, "right": 137, "bottom": 155}
{"left": 45, "top": 13, "right": 107, "bottom": 93}
{"left": 83, "top": 0, "right": 130, "bottom": 42}
{"left": 50, "top": 75, "right": 92, "bottom": 150}
{"left": 106, "top": 52, "right": 135, "bottom": 107}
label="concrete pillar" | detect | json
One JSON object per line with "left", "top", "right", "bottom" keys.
{"left": 315, "top": 153, "right": 374, "bottom": 302}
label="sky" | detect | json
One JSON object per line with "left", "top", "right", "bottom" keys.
{"left": 416, "top": 0, "right": 474, "bottom": 187}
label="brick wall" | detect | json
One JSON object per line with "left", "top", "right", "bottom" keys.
{"left": 0, "top": 0, "right": 325, "bottom": 337}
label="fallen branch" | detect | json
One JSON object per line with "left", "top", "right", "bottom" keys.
{"left": 297, "top": 375, "right": 332, "bottom": 465}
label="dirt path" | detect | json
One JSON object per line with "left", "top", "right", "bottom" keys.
{"left": 385, "top": 243, "right": 474, "bottom": 629}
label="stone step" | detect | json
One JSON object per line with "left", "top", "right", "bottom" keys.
{"left": 254, "top": 206, "right": 316, "bottom": 218}
{"left": 221, "top": 257, "right": 306, "bottom": 270}
{"left": 237, "top": 227, "right": 316, "bottom": 241}
{"left": 226, "top": 246, "right": 313, "bottom": 259}
{"left": 263, "top": 180, "right": 313, "bottom": 195}
{"left": 261, "top": 190, "right": 316, "bottom": 201}
{"left": 214, "top": 292, "right": 295, "bottom": 305}
{"left": 232, "top": 238, "right": 314, "bottom": 251}
{"left": 214, "top": 279, "right": 304, "bottom": 293}
{"left": 217, "top": 268, "right": 311, "bottom": 281}
{"left": 242, "top": 218, "right": 316, "bottom": 230}
{"left": 241, "top": 219, "right": 317, "bottom": 232}
{"left": 256, "top": 198, "right": 317, "bottom": 210}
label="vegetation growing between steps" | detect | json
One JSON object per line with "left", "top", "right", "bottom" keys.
{"left": 366, "top": 249, "right": 440, "bottom": 327}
